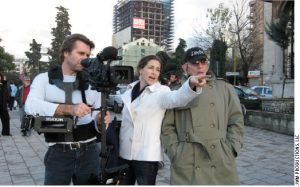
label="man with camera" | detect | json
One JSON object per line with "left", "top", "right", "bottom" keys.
{"left": 25, "top": 34, "right": 110, "bottom": 185}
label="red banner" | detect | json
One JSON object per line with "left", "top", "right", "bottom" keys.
{"left": 133, "top": 17, "right": 145, "bottom": 30}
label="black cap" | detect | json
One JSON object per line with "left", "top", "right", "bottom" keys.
{"left": 184, "top": 47, "right": 207, "bottom": 64}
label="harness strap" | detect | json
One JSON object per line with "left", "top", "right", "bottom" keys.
{"left": 47, "top": 65, "right": 91, "bottom": 142}
{"left": 62, "top": 82, "right": 76, "bottom": 142}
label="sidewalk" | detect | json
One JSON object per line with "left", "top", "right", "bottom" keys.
{"left": 0, "top": 109, "right": 294, "bottom": 185}
{"left": 157, "top": 123, "right": 294, "bottom": 185}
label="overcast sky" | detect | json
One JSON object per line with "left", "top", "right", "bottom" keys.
{"left": 0, "top": 0, "right": 228, "bottom": 59}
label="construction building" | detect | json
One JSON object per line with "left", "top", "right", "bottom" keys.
{"left": 112, "top": 0, "right": 174, "bottom": 52}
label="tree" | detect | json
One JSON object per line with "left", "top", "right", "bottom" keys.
{"left": 157, "top": 38, "right": 187, "bottom": 81}
{"left": 192, "top": 1, "right": 263, "bottom": 85}
{"left": 174, "top": 38, "right": 187, "bottom": 65}
{"left": 156, "top": 51, "right": 171, "bottom": 71}
{"left": 156, "top": 50, "right": 172, "bottom": 82}
{"left": 206, "top": 3, "right": 233, "bottom": 42}
{"left": 265, "top": 1, "right": 294, "bottom": 97}
{"left": 0, "top": 38, "right": 15, "bottom": 72}
{"left": 265, "top": 11, "right": 292, "bottom": 54}
{"left": 191, "top": 3, "right": 232, "bottom": 51}
{"left": 48, "top": 6, "right": 71, "bottom": 66}
{"left": 210, "top": 39, "right": 227, "bottom": 78}
{"left": 229, "top": 0, "right": 262, "bottom": 84}
{"left": 25, "top": 39, "right": 42, "bottom": 77}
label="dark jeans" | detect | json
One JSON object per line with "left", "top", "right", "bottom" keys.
{"left": 0, "top": 109, "right": 10, "bottom": 135}
{"left": 119, "top": 158, "right": 158, "bottom": 185}
{"left": 44, "top": 141, "right": 100, "bottom": 185}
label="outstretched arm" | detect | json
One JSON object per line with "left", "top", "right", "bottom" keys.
{"left": 160, "top": 75, "right": 207, "bottom": 109}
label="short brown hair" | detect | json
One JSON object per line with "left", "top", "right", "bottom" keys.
{"left": 60, "top": 33, "right": 95, "bottom": 62}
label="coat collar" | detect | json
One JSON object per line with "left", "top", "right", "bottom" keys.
{"left": 206, "top": 71, "right": 217, "bottom": 86}
{"left": 128, "top": 80, "right": 162, "bottom": 93}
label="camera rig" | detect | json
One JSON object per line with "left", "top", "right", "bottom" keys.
{"left": 80, "top": 46, "right": 133, "bottom": 185}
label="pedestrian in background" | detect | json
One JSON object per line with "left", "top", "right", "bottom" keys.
{"left": 0, "top": 73, "right": 11, "bottom": 136}
{"left": 161, "top": 47, "right": 244, "bottom": 185}
{"left": 167, "top": 73, "right": 181, "bottom": 90}
{"left": 9, "top": 81, "right": 17, "bottom": 110}
{"left": 118, "top": 55, "right": 206, "bottom": 185}
{"left": 16, "top": 76, "right": 31, "bottom": 136}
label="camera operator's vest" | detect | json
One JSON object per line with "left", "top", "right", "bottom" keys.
{"left": 44, "top": 65, "right": 97, "bottom": 142}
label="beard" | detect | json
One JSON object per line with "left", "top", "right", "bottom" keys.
{"left": 67, "top": 60, "right": 83, "bottom": 72}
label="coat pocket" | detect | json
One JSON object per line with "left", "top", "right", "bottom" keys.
{"left": 166, "top": 142, "right": 179, "bottom": 163}
{"left": 44, "top": 147, "right": 54, "bottom": 165}
{"left": 220, "top": 139, "right": 235, "bottom": 161}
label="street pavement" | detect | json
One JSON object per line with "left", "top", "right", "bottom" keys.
{"left": 0, "top": 109, "right": 294, "bottom": 185}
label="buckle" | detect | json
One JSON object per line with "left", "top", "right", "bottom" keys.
{"left": 185, "top": 133, "right": 190, "bottom": 142}
{"left": 69, "top": 142, "right": 81, "bottom": 150}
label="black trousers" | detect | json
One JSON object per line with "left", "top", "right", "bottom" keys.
{"left": 0, "top": 109, "right": 10, "bottom": 135}
{"left": 8, "top": 96, "right": 15, "bottom": 110}
{"left": 119, "top": 158, "right": 158, "bottom": 185}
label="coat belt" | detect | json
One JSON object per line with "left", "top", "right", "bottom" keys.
{"left": 178, "top": 131, "right": 226, "bottom": 143}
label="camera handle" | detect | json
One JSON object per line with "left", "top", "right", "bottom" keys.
{"left": 100, "top": 91, "right": 109, "bottom": 172}
{"left": 92, "top": 89, "right": 109, "bottom": 169}
{"left": 91, "top": 89, "right": 112, "bottom": 184}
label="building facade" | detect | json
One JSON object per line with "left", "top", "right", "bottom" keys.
{"left": 249, "top": 0, "right": 264, "bottom": 66}
{"left": 12, "top": 59, "right": 26, "bottom": 74}
{"left": 112, "top": 0, "right": 174, "bottom": 52}
{"left": 112, "top": 37, "right": 163, "bottom": 75}
{"left": 249, "top": 0, "right": 294, "bottom": 98}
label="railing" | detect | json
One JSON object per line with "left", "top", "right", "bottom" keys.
{"left": 261, "top": 98, "right": 294, "bottom": 114}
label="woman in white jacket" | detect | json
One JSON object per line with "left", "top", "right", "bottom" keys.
{"left": 119, "top": 55, "right": 206, "bottom": 185}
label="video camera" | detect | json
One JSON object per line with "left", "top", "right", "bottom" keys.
{"left": 81, "top": 46, "right": 132, "bottom": 184}
{"left": 81, "top": 46, "right": 134, "bottom": 92}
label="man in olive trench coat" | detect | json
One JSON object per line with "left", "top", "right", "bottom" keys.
{"left": 161, "top": 47, "right": 244, "bottom": 185}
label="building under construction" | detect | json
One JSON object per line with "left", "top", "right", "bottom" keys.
{"left": 112, "top": 0, "right": 174, "bottom": 52}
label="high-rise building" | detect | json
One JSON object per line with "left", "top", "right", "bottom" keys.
{"left": 249, "top": 0, "right": 264, "bottom": 68}
{"left": 112, "top": 0, "right": 174, "bottom": 52}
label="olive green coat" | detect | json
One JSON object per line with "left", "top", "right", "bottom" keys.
{"left": 161, "top": 77, "right": 244, "bottom": 185}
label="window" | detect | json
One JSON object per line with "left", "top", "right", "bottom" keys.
{"left": 254, "top": 88, "right": 262, "bottom": 94}
{"left": 141, "top": 48, "right": 145, "bottom": 56}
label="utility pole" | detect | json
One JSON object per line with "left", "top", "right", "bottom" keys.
{"left": 232, "top": 48, "right": 237, "bottom": 85}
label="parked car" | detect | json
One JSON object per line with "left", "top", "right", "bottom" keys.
{"left": 251, "top": 86, "right": 273, "bottom": 98}
{"left": 106, "top": 85, "right": 127, "bottom": 113}
{"left": 234, "top": 86, "right": 262, "bottom": 112}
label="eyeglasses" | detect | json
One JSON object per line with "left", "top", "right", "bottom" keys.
{"left": 195, "top": 59, "right": 209, "bottom": 65}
